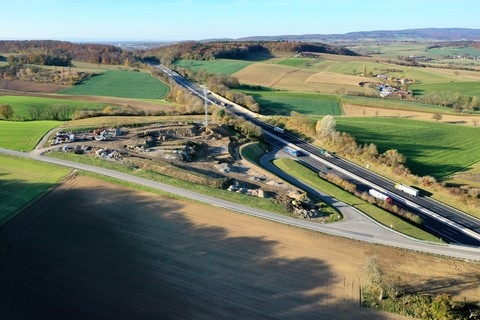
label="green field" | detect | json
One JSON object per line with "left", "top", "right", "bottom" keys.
{"left": 59, "top": 70, "right": 170, "bottom": 99}
{"left": 238, "top": 89, "right": 342, "bottom": 116}
{"left": 341, "top": 96, "right": 457, "bottom": 114}
{"left": 427, "top": 46, "right": 480, "bottom": 58}
{"left": 335, "top": 117, "right": 480, "bottom": 179}
{"left": 276, "top": 58, "right": 317, "bottom": 68}
{"left": 410, "top": 81, "right": 480, "bottom": 96}
{"left": 0, "top": 120, "right": 60, "bottom": 151}
{"left": 0, "top": 96, "right": 107, "bottom": 120}
{"left": 174, "top": 59, "right": 252, "bottom": 75}
{"left": 0, "top": 155, "right": 69, "bottom": 225}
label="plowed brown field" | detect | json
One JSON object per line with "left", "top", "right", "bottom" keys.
{"left": 0, "top": 175, "right": 479, "bottom": 320}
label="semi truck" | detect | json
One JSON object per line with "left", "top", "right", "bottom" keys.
{"left": 283, "top": 146, "right": 299, "bottom": 157}
{"left": 395, "top": 183, "right": 419, "bottom": 197}
{"left": 368, "top": 189, "right": 393, "bottom": 204}
{"left": 274, "top": 126, "right": 284, "bottom": 134}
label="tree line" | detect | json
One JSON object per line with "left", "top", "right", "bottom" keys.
{"left": 0, "top": 40, "right": 137, "bottom": 66}
{"left": 142, "top": 40, "right": 359, "bottom": 66}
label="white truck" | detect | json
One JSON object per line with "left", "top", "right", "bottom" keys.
{"left": 273, "top": 126, "right": 284, "bottom": 134}
{"left": 395, "top": 183, "right": 419, "bottom": 197}
{"left": 368, "top": 189, "right": 393, "bottom": 204}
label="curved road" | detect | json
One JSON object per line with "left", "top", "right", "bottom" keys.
{"left": 2, "top": 147, "right": 480, "bottom": 261}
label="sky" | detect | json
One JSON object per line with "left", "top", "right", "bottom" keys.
{"left": 1, "top": 0, "right": 478, "bottom": 41}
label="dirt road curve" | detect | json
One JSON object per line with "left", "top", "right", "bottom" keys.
{"left": 1, "top": 176, "right": 479, "bottom": 320}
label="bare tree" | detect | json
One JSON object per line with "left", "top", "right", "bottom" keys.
{"left": 432, "top": 113, "right": 443, "bottom": 123}
{"left": 28, "top": 105, "right": 44, "bottom": 120}
{"left": 316, "top": 115, "right": 336, "bottom": 140}
{"left": 0, "top": 104, "right": 14, "bottom": 119}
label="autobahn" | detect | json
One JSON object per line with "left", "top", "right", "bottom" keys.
{"left": 155, "top": 64, "right": 480, "bottom": 247}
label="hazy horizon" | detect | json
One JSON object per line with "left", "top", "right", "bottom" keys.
{"left": 1, "top": 0, "right": 478, "bottom": 42}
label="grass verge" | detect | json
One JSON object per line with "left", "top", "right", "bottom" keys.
{"left": 273, "top": 158, "right": 443, "bottom": 243}
{"left": 46, "top": 151, "right": 289, "bottom": 215}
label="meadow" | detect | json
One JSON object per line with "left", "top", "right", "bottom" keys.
{"left": 174, "top": 59, "right": 253, "bottom": 75}
{"left": 238, "top": 89, "right": 342, "bottom": 115}
{"left": 0, "top": 120, "right": 60, "bottom": 151}
{"left": 335, "top": 117, "right": 480, "bottom": 179}
{"left": 59, "top": 70, "right": 170, "bottom": 99}
{"left": 0, "top": 154, "right": 69, "bottom": 225}
{"left": 0, "top": 95, "right": 106, "bottom": 120}
{"left": 410, "top": 81, "right": 480, "bottom": 97}
{"left": 341, "top": 96, "right": 456, "bottom": 114}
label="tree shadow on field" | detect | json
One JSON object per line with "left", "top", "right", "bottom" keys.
{"left": 0, "top": 178, "right": 398, "bottom": 320}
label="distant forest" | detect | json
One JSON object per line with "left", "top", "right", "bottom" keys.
{"left": 0, "top": 40, "right": 136, "bottom": 65}
{"left": 0, "top": 40, "right": 359, "bottom": 69}
{"left": 143, "top": 41, "right": 359, "bottom": 66}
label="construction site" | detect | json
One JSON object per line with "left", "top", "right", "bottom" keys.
{"left": 47, "top": 121, "right": 329, "bottom": 220}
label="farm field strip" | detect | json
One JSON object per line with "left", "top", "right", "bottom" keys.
{"left": 174, "top": 59, "right": 253, "bottom": 75}
{"left": 0, "top": 95, "right": 107, "bottom": 120}
{"left": 59, "top": 70, "right": 170, "bottom": 99}
{"left": 0, "top": 120, "right": 60, "bottom": 151}
{"left": 237, "top": 89, "right": 341, "bottom": 116}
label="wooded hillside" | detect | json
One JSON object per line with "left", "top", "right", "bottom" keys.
{"left": 0, "top": 40, "right": 135, "bottom": 65}
{"left": 143, "top": 41, "right": 359, "bottom": 66}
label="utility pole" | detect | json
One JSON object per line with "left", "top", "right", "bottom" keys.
{"left": 201, "top": 85, "right": 208, "bottom": 127}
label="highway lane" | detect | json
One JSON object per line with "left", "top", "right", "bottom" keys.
{"left": 155, "top": 63, "right": 480, "bottom": 246}
{"left": 2, "top": 147, "right": 480, "bottom": 261}
{"left": 261, "top": 128, "right": 480, "bottom": 246}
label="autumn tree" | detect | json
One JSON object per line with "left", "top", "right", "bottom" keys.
{"left": 380, "top": 149, "right": 406, "bottom": 167}
{"left": 316, "top": 115, "right": 336, "bottom": 141}
{"left": 432, "top": 113, "right": 443, "bottom": 122}
{"left": 0, "top": 104, "right": 14, "bottom": 119}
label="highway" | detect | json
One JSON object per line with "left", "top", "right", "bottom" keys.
{"left": 155, "top": 64, "right": 480, "bottom": 247}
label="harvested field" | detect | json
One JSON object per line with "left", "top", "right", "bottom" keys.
{"left": 0, "top": 175, "right": 478, "bottom": 319}
{"left": 0, "top": 78, "right": 66, "bottom": 93}
{"left": 306, "top": 71, "right": 364, "bottom": 86}
{"left": 342, "top": 103, "right": 480, "bottom": 126}
{"left": 233, "top": 64, "right": 369, "bottom": 94}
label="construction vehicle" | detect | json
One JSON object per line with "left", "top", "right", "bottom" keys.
{"left": 288, "top": 191, "right": 320, "bottom": 218}
{"left": 291, "top": 192, "right": 308, "bottom": 208}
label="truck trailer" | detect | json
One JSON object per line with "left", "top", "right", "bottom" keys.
{"left": 283, "top": 146, "right": 299, "bottom": 157}
{"left": 394, "top": 183, "right": 419, "bottom": 197}
{"left": 368, "top": 189, "right": 393, "bottom": 204}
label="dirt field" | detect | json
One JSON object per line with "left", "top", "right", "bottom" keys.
{"left": 1, "top": 175, "right": 479, "bottom": 320}
{"left": 342, "top": 103, "right": 480, "bottom": 126}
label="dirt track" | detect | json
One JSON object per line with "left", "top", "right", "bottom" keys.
{"left": 1, "top": 175, "right": 479, "bottom": 319}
